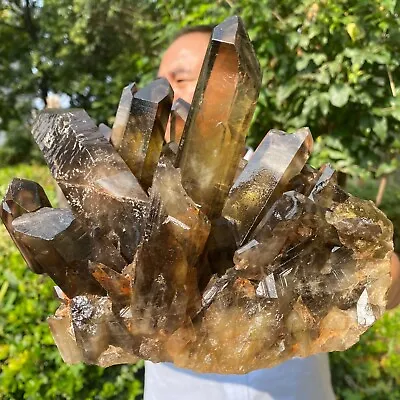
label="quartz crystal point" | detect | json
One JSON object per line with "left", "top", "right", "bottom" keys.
{"left": 177, "top": 16, "right": 262, "bottom": 218}
{"left": 170, "top": 98, "right": 190, "bottom": 143}
{"left": 32, "top": 109, "right": 148, "bottom": 262}
{"left": 111, "top": 79, "right": 173, "bottom": 190}
{"left": 12, "top": 207, "right": 105, "bottom": 297}
{"left": 1, "top": 178, "right": 51, "bottom": 273}
{"left": 130, "top": 157, "right": 211, "bottom": 335}
{"left": 223, "top": 128, "right": 313, "bottom": 245}
{"left": 308, "top": 164, "right": 349, "bottom": 209}
{"left": 99, "top": 123, "right": 112, "bottom": 141}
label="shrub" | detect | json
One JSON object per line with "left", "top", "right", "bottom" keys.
{"left": 330, "top": 308, "right": 400, "bottom": 400}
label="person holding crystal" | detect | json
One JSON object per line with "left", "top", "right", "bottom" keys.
{"left": 142, "top": 23, "right": 400, "bottom": 400}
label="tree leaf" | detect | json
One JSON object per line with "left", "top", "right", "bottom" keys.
{"left": 276, "top": 82, "right": 298, "bottom": 105}
{"left": 296, "top": 56, "right": 310, "bottom": 71}
{"left": 328, "top": 84, "right": 352, "bottom": 107}
{"left": 346, "top": 22, "right": 365, "bottom": 42}
{"left": 373, "top": 118, "right": 388, "bottom": 142}
{"left": 319, "top": 92, "right": 330, "bottom": 116}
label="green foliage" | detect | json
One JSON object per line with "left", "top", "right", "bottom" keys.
{"left": 1, "top": 0, "right": 399, "bottom": 177}
{"left": 330, "top": 308, "right": 400, "bottom": 400}
{"left": 0, "top": 165, "right": 143, "bottom": 399}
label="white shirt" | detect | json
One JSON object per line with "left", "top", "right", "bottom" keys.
{"left": 144, "top": 354, "right": 336, "bottom": 400}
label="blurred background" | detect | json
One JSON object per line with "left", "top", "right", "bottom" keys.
{"left": 0, "top": 0, "right": 399, "bottom": 398}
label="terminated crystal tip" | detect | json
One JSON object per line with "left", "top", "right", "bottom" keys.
{"left": 12, "top": 207, "right": 105, "bottom": 298}
{"left": 170, "top": 98, "right": 190, "bottom": 144}
{"left": 177, "top": 15, "right": 262, "bottom": 218}
{"left": 111, "top": 78, "right": 173, "bottom": 190}
{"left": 2, "top": 178, "right": 52, "bottom": 214}
{"left": 32, "top": 108, "right": 148, "bottom": 263}
{"left": 111, "top": 83, "right": 138, "bottom": 149}
{"left": 223, "top": 128, "right": 313, "bottom": 244}
{"left": 1, "top": 178, "right": 52, "bottom": 273}
{"left": 99, "top": 123, "right": 112, "bottom": 141}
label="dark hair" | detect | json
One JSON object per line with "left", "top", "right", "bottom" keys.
{"left": 174, "top": 25, "right": 214, "bottom": 41}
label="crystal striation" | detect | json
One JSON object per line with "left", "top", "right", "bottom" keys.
{"left": 32, "top": 109, "right": 148, "bottom": 263}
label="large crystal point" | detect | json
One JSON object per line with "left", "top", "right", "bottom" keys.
{"left": 111, "top": 79, "right": 173, "bottom": 190}
{"left": 170, "top": 98, "right": 190, "bottom": 143}
{"left": 1, "top": 178, "right": 51, "bottom": 273}
{"left": 12, "top": 207, "right": 105, "bottom": 297}
{"left": 223, "top": 128, "right": 313, "bottom": 244}
{"left": 131, "top": 157, "right": 211, "bottom": 335}
{"left": 176, "top": 16, "right": 262, "bottom": 218}
{"left": 32, "top": 109, "right": 148, "bottom": 262}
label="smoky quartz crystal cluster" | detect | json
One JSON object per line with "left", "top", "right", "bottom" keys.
{"left": 1, "top": 16, "right": 394, "bottom": 373}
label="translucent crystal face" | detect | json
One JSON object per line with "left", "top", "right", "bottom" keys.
{"left": 0, "top": 15, "right": 393, "bottom": 373}
{"left": 176, "top": 15, "right": 262, "bottom": 219}
{"left": 170, "top": 98, "right": 190, "bottom": 143}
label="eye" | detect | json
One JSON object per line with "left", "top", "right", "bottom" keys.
{"left": 176, "top": 77, "right": 195, "bottom": 85}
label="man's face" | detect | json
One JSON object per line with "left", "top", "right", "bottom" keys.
{"left": 158, "top": 32, "right": 210, "bottom": 104}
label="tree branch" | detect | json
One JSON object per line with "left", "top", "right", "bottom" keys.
{"left": 272, "top": 11, "right": 284, "bottom": 22}
{"left": 22, "top": 0, "right": 38, "bottom": 42}
{"left": 0, "top": 21, "right": 25, "bottom": 31}
{"left": 6, "top": 2, "right": 24, "bottom": 15}
{"left": 375, "top": 176, "right": 387, "bottom": 207}
{"left": 386, "top": 65, "right": 397, "bottom": 97}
